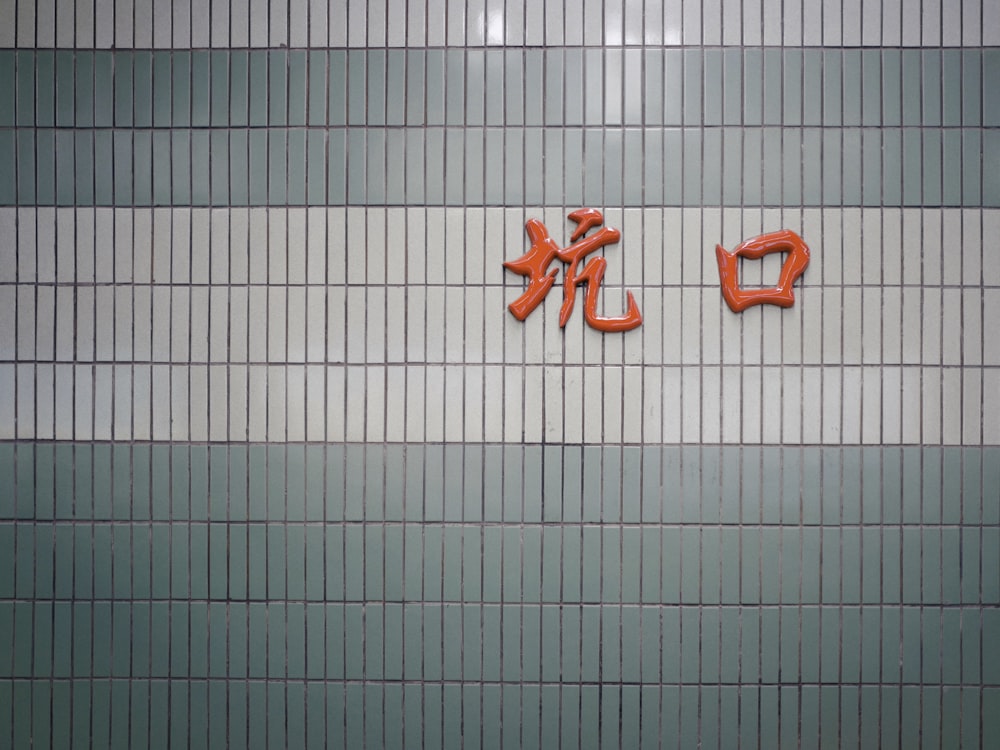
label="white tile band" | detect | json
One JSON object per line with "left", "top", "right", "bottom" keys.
{"left": 2, "top": 206, "right": 997, "bottom": 444}
{"left": 2, "top": 0, "right": 998, "bottom": 48}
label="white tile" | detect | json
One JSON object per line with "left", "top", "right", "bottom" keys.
{"left": 250, "top": 0, "right": 268, "bottom": 46}
{"left": 304, "top": 365, "right": 326, "bottom": 442}
{"left": 546, "top": 364, "right": 573, "bottom": 442}
{"left": 228, "top": 287, "right": 248, "bottom": 362}
{"left": 681, "top": 367, "right": 701, "bottom": 442}
{"left": 604, "top": 365, "right": 624, "bottom": 443}
{"left": 207, "top": 211, "right": 228, "bottom": 284}
{"left": 941, "top": 367, "right": 961, "bottom": 444}
{"left": 641, "top": 367, "right": 662, "bottom": 443}
{"left": 880, "top": 0, "right": 902, "bottom": 44}
{"left": 962, "top": 290, "right": 983, "bottom": 366}
{"left": 72, "top": 287, "right": 93, "bottom": 362}
{"left": 720, "top": 0, "right": 740, "bottom": 45}
{"left": 462, "top": 365, "right": 484, "bottom": 442}
{"left": 781, "top": 367, "right": 816, "bottom": 443}
{"left": 237, "top": 364, "right": 264, "bottom": 439}
{"left": 402, "top": 0, "right": 424, "bottom": 45}
{"left": 152, "top": 0, "right": 172, "bottom": 47}
{"left": 662, "top": 0, "right": 682, "bottom": 44}
{"left": 66, "top": 210, "right": 93, "bottom": 283}
{"left": 507, "top": 0, "right": 526, "bottom": 45}
{"left": 424, "top": 364, "right": 445, "bottom": 441}
{"left": 860, "top": 366, "right": 881, "bottom": 444}
{"left": 31, "top": 209, "right": 53, "bottom": 282}
{"left": 306, "top": 287, "right": 328, "bottom": 363}
{"left": 35, "top": 0, "right": 55, "bottom": 45}
{"left": 502, "top": 364, "right": 523, "bottom": 439}
{"left": 174, "top": 209, "right": 193, "bottom": 284}
{"left": 35, "top": 286, "right": 53, "bottom": 360}
{"left": 959, "top": 211, "right": 982, "bottom": 286}
{"left": 801, "top": 0, "right": 822, "bottom": 44}
{"left": 14, "top": 364, "right": 33, "bottom": 438}
{"left": 284, "top": 365, "right": 306, "bottom": 441}
{"left": 170, "top": 287, "right": 190, "bottom": 361}
{"left": 721, "top": 365, "right": 743, "bottom": 443}
{"left": 920, "top": 0, "right": 941, "bottom": 44}
{"left": 324, "top": 365, "right": 343, "bottom": 440}
{"left": 941, "top": 289, "right": 962, "bottom": 365}
{"left": 762, "top": 0, "right": 782, "bottom": 45}
{"left": 209, "top": 0, "right": 230, "bottom": 45}
{"left": 0, "top": 0, "right": 13, "bottom": 45}
{"left": 919, "top": 289, "right": 941, "bottom": 365}
{"left": 16, "top": 0, "right": 34, "bottom": 45}
{"left": 132, "top": 286, "right": 151, "bottom": 362}
{"left": 266, "top": 366, "right": 286, "bottom": 441}
{"left": 941, "top": 211, "right": 962, "bottom": 285}
{"left": 208, "top": 365, "right": 227, "bottom": 442}
{"left": 150, "top": 209, "right": 171, "bottom": 284}
{"left": 783, "top": 0, "right": 803, "bottom": 45}
{"left": 68, "top": 364, "right": 91, "bottom": 440}
{"left": 443, "top": 364, "right": 464, "bottom": 440}
{"left": 683, "top": 0, "right": 702, "bottom": 44}
{"left": 859, "top": 288, "right": 882, "bottom": 364}
{"left": 247, "top": 286, "right": 268, "bottom": 362}
{"left": 882, "top": 287, "right": 903, "bottom": 364}
{"left": 189, "top": 364, "right": 209, "bottom": 441}
{"left": 269, "top": 0, "right": 288, "bottom": 46}
{"left": 984, "top": 369, "right": 1000, "bottom": 444}
{"left": 821, "top": 368, "right": 842, "bottom": 443}
{"left": 583, "top": 366, "right": 603, "bottom": 443}
{"left": 962, "top": 369, "right": 982, "bottom": 445}
{"left": 114, "top": 287, "right": 133, "bottom": 360}
{"left": 267, "top": 210, "right": 287, "bottom": 284}
{"left": 365, "top": 366, "right": 386, "bottom": 442}
{"left": 965, "top": 0, "right": 984, "bottom": 45}
{"left": 899, "top": 366, "right": 921, "bottom": 443}
{"left": 622, "top": 365, "right": 643, "bottom": 442}
{"left": 0, "top": 365, "right": 13, "bottom": 438}
{"left": 368, "top": 286, "right": 389, "bottom": 363}
{"left": 172, "top": 0, "right": 191, "bottom": 46}
{"left": 0, "top": 287, "right": 13, "bottom": 359}
{"left": 483, "top": 366, "right": 503, "bottom": 441}
{"left": 168, "top": 365, "right": 188, "bottom": 440}
{"left": 129, "top": 364, "right": 150, "bottom": 440}
{"left": 54, "top": 286, "right": 74, "bottom": 361}
{"left": 281, "top": 210, "right": 305, "bottom": 286}
{"left": 985, "top": 290, "right": 1000, "bottom": 365}
{"left": 228, "top": 365, "right": 248, "bottom": 440}
{"left": 57, "top": 366, "right": 82, "bottom": 440}
{"left": 267, "top": 287, "right": 288, "bottom": 361}
{"left": 289, "top": 286, "right": 310, "bottom": 363}
{"left": 0, "top": 210, "right": 14, "bottom": 282}
{"left": 150, "top": 286, "right": 170, "bottom": 361}
{"left": 921, "top": 367, "right": 941, "bottom": 443}
{"left": 882, "top": 366, "right": 902, "bottom": 443}
{"left": 34, "top": 364, "right": 53, "bottom": 438}
{"left": 662, "top": 366, "right": 681, "bottom": 442}
{"left": 190, "top": 0, "right": 209, "bottom": 45}
{"left": 92, "top": 287, "right": 113, "bottom": 360}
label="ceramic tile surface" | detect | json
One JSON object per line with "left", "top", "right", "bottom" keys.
{"left": 1, "top": 1, "right": 999, "bottom": 747}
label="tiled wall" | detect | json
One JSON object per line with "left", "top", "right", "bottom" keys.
{"left": 1, "top": 1, "right": 999, "bottom": 747}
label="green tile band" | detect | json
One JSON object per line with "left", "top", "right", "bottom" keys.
{"left": 0, "top": 125, "right": 993, "bottom": 207}
{"left": 4, "top": 49, "right": 997, "bottom": 130}
{"left": 0, "top": 48, "right": 997, "bottom": 207}
{"left": 0, "top": 442, "right": 998, "bottom": 746}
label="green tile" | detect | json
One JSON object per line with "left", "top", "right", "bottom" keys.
{"left": 684, "top": 48, "right": 703, "bottom": 126}
{"left": 15, "top": 51, "right": 35, "bottom": 126}
{"left": 247, "top": 50, "right": 267, "bottom": 127}
{"left": 965, "top": 49, "right": 984, "bottom": 126}
{"left": 171, "top": 51, "right": 191, "bottom": 126}
{"left": 190, "top": 50, "right": 210, "bottom": 127}
{"left": 0, "top": 127, "right": 14, "bottom": 205}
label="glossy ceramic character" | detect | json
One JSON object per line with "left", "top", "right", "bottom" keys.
{"left": 715, "top": 229, "right": 811, "bottom": 312}
{"left": 504, "top": 209, "right": 642, "bottom": 332}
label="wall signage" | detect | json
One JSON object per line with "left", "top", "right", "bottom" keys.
{"left": 504, "top": 209, "right": 811, "bottom": 330}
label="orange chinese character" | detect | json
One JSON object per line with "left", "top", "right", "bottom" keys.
{"left": 503, "top": 208, "right": 642, "bottom": 332}
{"left": 715, "top": 229, "right": 810, "bottom": 312}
